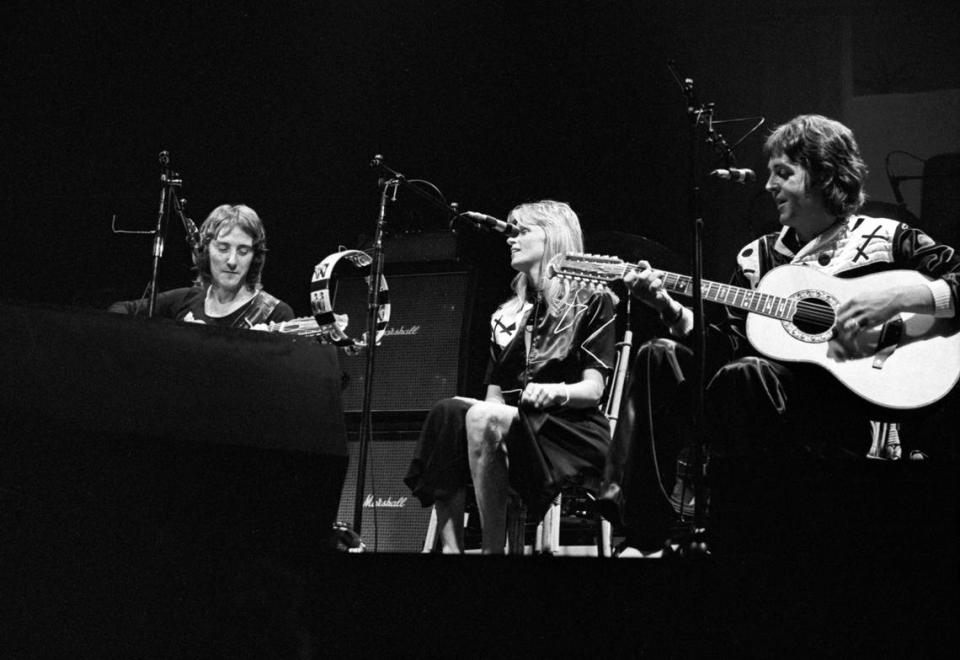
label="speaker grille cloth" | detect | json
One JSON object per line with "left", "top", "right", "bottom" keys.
{"left": 336, "top": 434, "right": 432, "bottom": 552}
{"left": 335, "top": 271, "right": 470, "bottom": 412}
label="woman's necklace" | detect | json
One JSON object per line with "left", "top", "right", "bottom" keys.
{"left": 522, "top": 290, "right": 542, "bottom": 389}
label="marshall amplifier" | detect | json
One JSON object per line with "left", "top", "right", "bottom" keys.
{"left": 334, "top": 269, "right": 474, "bottom": 413}
{"left": 335, "top": 427, "right": 434, "bottom": 552}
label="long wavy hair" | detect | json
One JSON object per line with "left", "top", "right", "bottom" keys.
{"left": 192, "top": 204, "right": 268, "bottom": 289}
{"left": 502, "top": 200, "right": 584, "bottom": 314}
{"left": 764, "top": 114, "right": 868, "bottom": 218}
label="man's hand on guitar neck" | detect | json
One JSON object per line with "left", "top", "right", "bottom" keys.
{"left": 623, "top": 260, "right": 690, "bottom": 333}
{"left": 623, "top": 260, "right": 673, "bottom": 313}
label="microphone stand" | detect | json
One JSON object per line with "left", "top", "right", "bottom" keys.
{"left": 147, "top": 151, "right": 177, "bottom": 318}
{"left": 671, "top": 65, "right": 746, "bottom": 555}
{"left": 670, "top": 65, "right": 760, "bottom": 555}
{"left": 352, "top": 155, "right": 460, "bottom": 540}
{"left": 351, "top": 175, "right": 395, "bottom": 538}
{"left": 682, "top": 76, "right": 710, "bottom": 556}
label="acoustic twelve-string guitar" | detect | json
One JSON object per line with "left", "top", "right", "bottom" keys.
{"left": 549, "top": 253, "right": 960, "bottom": 411}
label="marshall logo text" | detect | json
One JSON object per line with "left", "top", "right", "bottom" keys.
{"left": 384, "top": 325, "right": 421, "bottom": 337}
{"left": 363, "top": 494, "right": 409, "bottom": 509}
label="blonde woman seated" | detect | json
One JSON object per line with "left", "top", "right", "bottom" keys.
{"left": 404, "top": 200, "right": 617, "bottom": 553}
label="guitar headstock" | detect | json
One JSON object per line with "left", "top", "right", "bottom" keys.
{"left": 547, "top": 253, "right": 625, "bottom": 285}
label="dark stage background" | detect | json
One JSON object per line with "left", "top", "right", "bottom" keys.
{"left": 5, "top": 0, "right": 957, "bottom": 316}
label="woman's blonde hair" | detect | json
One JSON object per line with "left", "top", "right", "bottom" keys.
{"left": 502, "top": 200, "right": 583, "bottom": 313}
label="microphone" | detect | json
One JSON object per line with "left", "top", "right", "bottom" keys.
{"left": 175, "top": 197, "right": 201, "bottom": 249}
{"left": 710, "top": 167, "right": 757, "bottom": 183}
{"left": 460, "top": 211, "right": 519, "bottom": 237}
{"left": 182, "top": 215, "right": 201, "bottom": 249}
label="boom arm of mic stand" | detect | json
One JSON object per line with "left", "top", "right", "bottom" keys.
{"left": 369, "top": 155, "right": 460, "bottom": 222}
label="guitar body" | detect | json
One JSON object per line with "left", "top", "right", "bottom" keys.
{"left": 549, "top": 253, "right": 960, "bottom": 410}
{"left": 746, "top": 265, "right": 960, "bottom": 410}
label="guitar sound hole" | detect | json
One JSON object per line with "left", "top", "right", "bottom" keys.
{"left": 793, "top": 298, "right": 835, "bottom": 335}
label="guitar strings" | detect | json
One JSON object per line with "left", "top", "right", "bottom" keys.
{"left": 563, "top": 258, "right": 841, "bottom": 328}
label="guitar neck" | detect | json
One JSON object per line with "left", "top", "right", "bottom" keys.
{"left": 611, "top": 262, "right": 797, "bottom": 321}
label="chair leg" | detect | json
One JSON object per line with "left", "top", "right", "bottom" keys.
{"left": 537, "top": 492, "right": 614, "bottom": 557}
{"left": 427, "top": 492, "right": 607, "bottom": 555}
{"left": 538, "top": 495, "right": 562, "bottom": 555}
{"left": 549, "top": 497, "right": 561, "bottom": 551}
{"left": 506, "top": 497, "right": 526, "bottom": 555}
{"left": 598, "top": 518, "right": 612, "bottom": 558}
{"left": 422, "top": 506, "right": 439, "bottom": 553}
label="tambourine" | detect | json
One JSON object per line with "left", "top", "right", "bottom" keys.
{"left": 310, "top": 249, "right": 390, "bottom": 352}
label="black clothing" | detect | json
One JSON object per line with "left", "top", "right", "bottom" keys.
{"left": 108, "top": 286, "right": 294, "bottom": 327}
{"left": 489, "top": 288, "right": 616, "bottom": 402}
{"left": 405, "top": 287, "right": 617, "bottom": 521}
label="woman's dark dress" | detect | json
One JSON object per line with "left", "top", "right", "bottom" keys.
{"left": 404, "top": 286, "right": 617, "bottom": 520}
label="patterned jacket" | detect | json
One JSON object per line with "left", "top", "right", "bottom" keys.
{"left": 720, "top": 215, "right": 960, "bottom": 359}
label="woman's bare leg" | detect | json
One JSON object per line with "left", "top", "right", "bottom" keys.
{"left": 465, "top": 402, "right": 518, "bottom": 554}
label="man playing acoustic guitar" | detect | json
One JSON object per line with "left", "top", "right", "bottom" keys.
{"left": 597, "top": 114, "right": 960, "bottom": 556}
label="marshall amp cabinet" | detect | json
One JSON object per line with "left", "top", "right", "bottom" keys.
{"left": 335, "top": 427, "right": 434, "bottom": 552}
{"left": 334, "top": 269, "right": 475, "bottom": 413}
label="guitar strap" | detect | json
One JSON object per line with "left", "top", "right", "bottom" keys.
{"left": 235, "top": 290, "right": 280, "bottom": 328}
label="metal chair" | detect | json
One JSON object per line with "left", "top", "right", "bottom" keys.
{"left": 420, "top": 487, "right": 611, "bottom": 555}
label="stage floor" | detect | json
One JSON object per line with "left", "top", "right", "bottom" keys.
{"left": 4, "top": 545, "right": 957, "bottom": 658}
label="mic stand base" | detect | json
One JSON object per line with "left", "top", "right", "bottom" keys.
{"left": 663, "top": 521, "right": 711, "bottom": 558}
